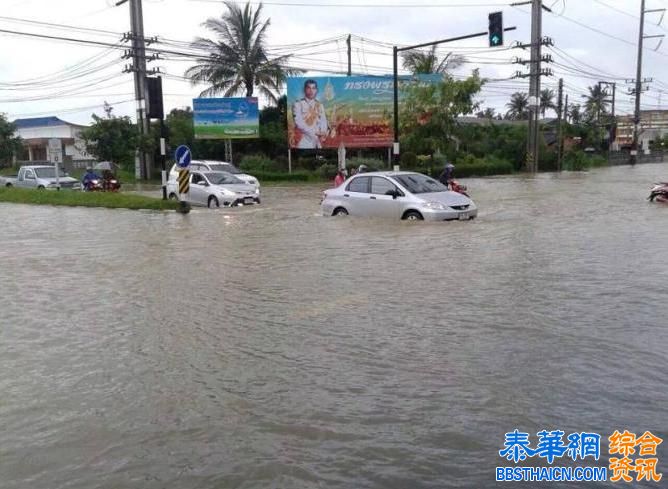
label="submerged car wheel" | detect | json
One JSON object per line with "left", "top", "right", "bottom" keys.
{"left": 168, "top": 193, "right": 178, "bottom": 200}
{"left": 333, "top": 207, "right": 348, "bottom": 216}
{"left": 403, "top": 210, "right": 423, "bottom": 221}
{"left": 208, "top": 196, "right": 220, "bottom": 208}
{"left": 37, "top": 185, "right": 45, "bottom": 190}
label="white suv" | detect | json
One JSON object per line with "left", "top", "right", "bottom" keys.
{"left": 168, "top": 160, "right": 259, "bottom": 191}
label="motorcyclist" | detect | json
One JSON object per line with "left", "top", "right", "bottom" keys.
{"left": 81, "top": 168, "right": 100, "bottom": 191}
{"left": 439, "top": 162, "right": 455, "bottom": 188}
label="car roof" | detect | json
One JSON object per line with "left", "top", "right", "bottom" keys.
{"left": 193, "top": 160, "right": 234, "bottom": 166}
{"left": 350, "top": 171, "right": 424, "bottom": 177}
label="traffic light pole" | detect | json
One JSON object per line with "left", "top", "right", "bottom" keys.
{"left": 392, "top": 26, "right": 515, "bottom": 167}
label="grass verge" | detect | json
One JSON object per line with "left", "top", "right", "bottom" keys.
{"left": 0, "top": 187, "right": 179, "bottom": 210}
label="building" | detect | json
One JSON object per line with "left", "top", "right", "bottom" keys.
{"left": 13, "top": 116, "right": 95, "bottom": 168}
{"left": 613, "top": 110, "right": 668, "bottom": 151}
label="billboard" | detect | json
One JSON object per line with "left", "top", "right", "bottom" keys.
{"left": 287, "top": 75, "right": 443, "bottom": 149}
{"left": 193, "top": 97, "right": 259, "bottom": 139}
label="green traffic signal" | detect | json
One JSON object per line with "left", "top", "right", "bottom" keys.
{"left": 489, "top": 11, "right": 503, "bottom": 47}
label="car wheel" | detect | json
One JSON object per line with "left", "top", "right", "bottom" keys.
{"left": 168, "top": 193, "right": 178, "bottom": 200}
{"left": 208, "top": 195, "right": 219, "bottom": 208}
{"left": 5, "top": 183, "right": 12, "bottom": 188}
{"left": 255, "top": 197, "right": 261, "bottom": 204}
{"left": 333, "top": 207, "right": 348, "bottom": 216}
{"left": 37, "top": 185, "right": 45, "bottom": 190}
{"left": 403, "top": 210, "right": 423, "bottom": 221}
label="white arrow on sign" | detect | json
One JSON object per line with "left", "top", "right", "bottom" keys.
{"left": 179, "top": 149, "right": 190, "bottom": 166}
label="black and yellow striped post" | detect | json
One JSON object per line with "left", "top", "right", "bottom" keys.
{"left": 177, "top": 169, "right": 191, "bottom": 214}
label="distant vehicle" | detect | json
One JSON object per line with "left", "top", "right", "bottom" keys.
{"left": 321, "top": 171, "right": 477, "bottom": 221}
{"left": 167, "top": 171, "right": 260, "bottom": 208}
{"left": 1, "top": 165, "right": 81, "bottom": 190}
{"left": 168, "top": 160, "right": 259, "bottom": 190}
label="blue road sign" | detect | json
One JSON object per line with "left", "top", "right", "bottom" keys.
{"left": 175, "top": 145, "right": 192, "bottom": 168}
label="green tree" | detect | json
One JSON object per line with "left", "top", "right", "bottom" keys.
{"left": 166, "top": 108, "right": 194, "bottom": 150}
{"left": 540, "top": 88, "right": 556, "bottom": 118}
{"left": 506, "top": 92, "right": 529, "bottom": 120}
{"left": 568, "top": 103, "right": 583, "bottom": 125}
{"left": 185, "top": 1, "right": 301, "bottom": 103}
{"left": 81, "top": 115, "right": 142, "bottom": 170}
{"left": 583, "top": 84, "right": 609, "bottom": 122}
{"left": 400, "top": 72, "right": 484, "bottom": 154}
{"left": 401, "top": 46, "right": 466, "bottom": 74}
{"left": 0, "top": 114, "right": 21, "bottom": 167}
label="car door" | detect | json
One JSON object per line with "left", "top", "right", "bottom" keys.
{"left": 22, "top": 169, "right": 37, "bottom": 188}
{"left": 189, "top": 172, "right": 207, "bottom": 205}
{"left": 369, "top": 177, "right": 403, "bottom": 219}
{"left": 343, "top": 176, "right": 371, "bottom": 216}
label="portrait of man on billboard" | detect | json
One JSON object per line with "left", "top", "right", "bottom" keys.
{"left": 292, "top": 79, "right": 330, "bottom": 149}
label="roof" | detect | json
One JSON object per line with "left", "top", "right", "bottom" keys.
{"left": 13, "top": 116, "right": 86, "bottom": 129}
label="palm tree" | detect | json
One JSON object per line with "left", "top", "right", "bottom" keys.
{"left": 401, "top": 45, "right": 466, "bottom": 74}
{"left": 540, "top": 88, "right": 556, "bottom": 118}
{"left": 185, "top": 1, "right": 301, "bottom": 103}
{"left": 568, "top": 103, "right": 583, "bottom": 124}
{"left": 505, "top": 92, "right": 529, "bottom": 120}
{"left": 583, "top": 84, "right": 609, "bottom": 123}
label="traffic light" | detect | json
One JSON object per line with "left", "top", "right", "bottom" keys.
{"left": 489, "top": 11, "right": 503, "bottom": 47}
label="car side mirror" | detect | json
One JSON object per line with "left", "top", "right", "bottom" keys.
{"left": 386, "top": 189, "right": 401, "bottom": 199}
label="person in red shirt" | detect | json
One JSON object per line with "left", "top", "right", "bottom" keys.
{"left": 334, "top": 169, "right": 346, "bottom": 187}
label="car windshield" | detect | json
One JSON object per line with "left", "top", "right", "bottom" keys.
{"left": 393, "top": 173, "right": 448, "bottom": 194}
{"left": 34, "top": 168, "right": 66, "bottom": 178}
{"left": 205, "top": 172, "right": 244, "bottom": 185}
{"left": 207, "top": 163, "right": 241, "bottom": 174}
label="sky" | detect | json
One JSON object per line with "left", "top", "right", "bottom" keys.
{"left": 2, "top": 0, "right": 668, "bottom": 126}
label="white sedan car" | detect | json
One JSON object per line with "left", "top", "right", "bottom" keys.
{"left": 321, "top": 171, "right": 477, "bottom": 221}
{"left": 167, "top": 171, "right": 260, "bottom": 208}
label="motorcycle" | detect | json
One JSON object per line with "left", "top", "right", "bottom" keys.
{"left": 648, "top": 182, "right": 668, "bottom": 203}
{"left": 102, "top": 177, "right": 121, "bottom": 192}
{"left": 82, "top": 178, "right": 103, "bottom": 192}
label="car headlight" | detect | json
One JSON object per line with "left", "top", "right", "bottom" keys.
{"left": 218, "top": 188, "right": 235, "bottom": 196}
{"left": 248, "top": 179, "right": 257, "bottom": 185}
{"left": 422, "top": 201, "right": 447, "bottom": 210}
{"left": 47, "top": 183, "right": 58, "bottom": 188}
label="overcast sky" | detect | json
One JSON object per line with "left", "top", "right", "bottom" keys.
{"left": 2, "top": 0, "right": 668, "bottom": 125}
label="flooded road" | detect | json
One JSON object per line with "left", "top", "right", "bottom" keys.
{"left": 1, "top": 163, "right": 667, "bottom": 488}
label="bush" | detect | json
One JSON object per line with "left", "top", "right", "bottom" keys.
{"left": 452, "top": 153, "right": 514, "bottom": 177}
{"left": 318, "top": 163, "right": 338, "bottom": 179}
{"left": 239, "top": 153, "right": 280, "bottom": 172}
{"left": 400, "top": 151, "right": 418, "bottom": 168}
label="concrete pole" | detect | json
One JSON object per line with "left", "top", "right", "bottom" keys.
{"left": 632, "top": 0, "right": 646, "bottom": 165}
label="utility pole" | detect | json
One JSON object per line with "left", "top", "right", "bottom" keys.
{"left": 563, "top": 94, "right": 568, "bottom": 123}
{"left": 527, "top": 0, "right": 543, "bottom": 173}
{"left": 599, "top": 81, "right": 616, "bottom": 158}
{"left": 556, "top": 78, "right": 563, "bottom": 172}
{"left": 347, "top": 35, "right": 352, "bottom": 76}
{"left": 118, "top": 0, "right": 150, "bottom": 179}
{"left": 630, "top": 2, "right": 665, "bottom": 164}
{"left": 632, "top": 0, "right": 646, "bottom": 165}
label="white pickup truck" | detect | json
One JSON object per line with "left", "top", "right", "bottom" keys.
{"left": 1, "top": 165, "right": 81, "bottom": 190}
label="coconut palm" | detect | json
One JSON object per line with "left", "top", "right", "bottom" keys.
{"left": 540, "top": 88, "right": 556, "bottom": 118}
{"left": 582, "top": 84, "right": 610, "bottom": 122}
{"left": 185, "top": 1, "right": 301, "bottom": 103}
{"left": 401, "top": 45, "right": 466, "bottom": 74}
{"left": 568, "top": 103, "right": 583, "bottom": 124}
{"left": 505, "top": 92, "right": 529, "bottom": 120}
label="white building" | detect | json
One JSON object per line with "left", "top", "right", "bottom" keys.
{"left": 13, "top": 116, "right": 95, "bottom": 167}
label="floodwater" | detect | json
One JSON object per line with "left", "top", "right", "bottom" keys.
{"left": 1, "top": 163, "right": 667, "bottom": 488}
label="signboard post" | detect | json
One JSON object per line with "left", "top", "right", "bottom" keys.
{"left": 48, "top": 138, "right": 61, "bottom": 190}
{"left": 174, "top": 145, "right": 191, "bottom": 214}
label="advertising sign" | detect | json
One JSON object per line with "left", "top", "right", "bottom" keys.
{"left": 287, "top": 75, "right": 443, "bottom": 149}
{"left": 193, "top": 97, "right": 259, "bottom": 139}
